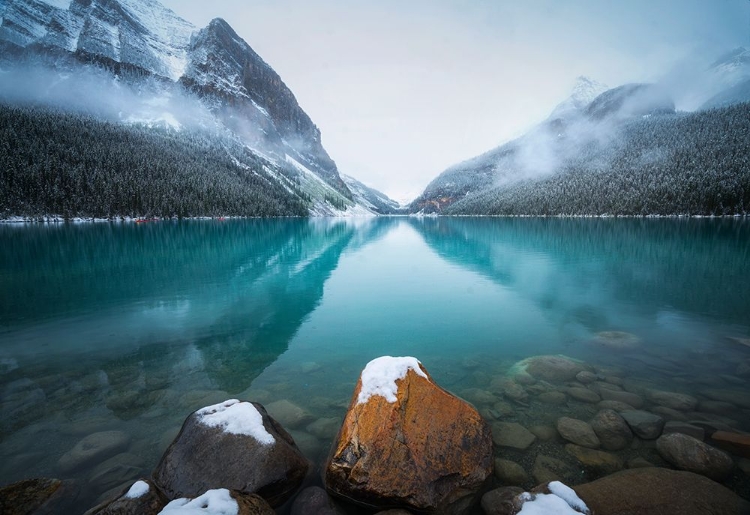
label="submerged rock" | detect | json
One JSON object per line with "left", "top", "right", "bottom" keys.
{"left": 591, "top": 331, "right": 641, "bottom": 351}
{"left": 620, "top": 410, "right": 665, "bottom": 440}
{"left": 511, "top": 355, "right": 591, "bottom": 383}
{"left": 492, "top": 422, "right": 537, "bottom": 450}
{"left": 709, "top": 431, "right": 750, "bottom": 459}
{"left": 566, "top": 387, "right": 600, "bottom": 404}
{"left": 532, "top": 455, "right": 578, "bottom": 484}
{"left": 290, "top": 486, "right": 342, "bottom": 515}
{"left": 325, "top": 356, "right": 493, "bottom": 514}
{"left": 494, "top": 459, "right": 529, "bottom": 487}
{"left": 58, "top": 431, "right": 132, "bottom": 473}
{"left": 490, "top": 378, "right": 528, "bottom": 404}
{"left": 590, "top": 409, "right": 633, "bottom": 451}
{"left": 153, "top": 399, "right": 308, "bottom": 506}
{"left": 662, "top": 421, "right": 705, "bottom": 441}
{"left": 0, "top": 478, "right": 79, "bottom": 515}
{"left": 656, "top": 433, "right": 734, "bottom": 481}
{"left": 647, "top": 390, "right": 698, "bottom": 411}
{"left": 556, "top": 417, "right": 600, "bottom": 449}
{"left": 265, "top": 399, "right": 315, "bottom": 429}
{"left": 599, "top": 389, "right": 644, "bottom": 409}
{"left": 564, "top": 444, "right": 624, "bottom": 475}
{"left": 573, "top": 467, "right": 749, "bottom": 515}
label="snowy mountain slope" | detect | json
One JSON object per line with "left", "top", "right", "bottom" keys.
{"left": 0, "top": 0, "right": 362, "bottom": 215}
{"left": 548, "top": 76, "right": 608, "bottom": 120}
{"left": 415, "top": 82, "right": 675, "bottom": 209}
{"left": 699, "top": 47, "right": 750, "bottom": 109}
{"left": 341, "top": 175, "right": 400, "bottom": 215}
{"left": 410, "top": 79, "right": 671, "bottom": 213}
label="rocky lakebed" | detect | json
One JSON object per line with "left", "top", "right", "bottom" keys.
{"left": 2, "top": 345, "right": 750, "bottom": 515}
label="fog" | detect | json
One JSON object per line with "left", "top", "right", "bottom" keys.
{"left": 490, "top": 57, "right": 745, "bottom": 188}
{"left": 0, "top": 64, "right": 215, "bottom": 130}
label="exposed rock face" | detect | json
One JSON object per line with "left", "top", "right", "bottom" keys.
{"left": 590, "top": 409, "right": 633, "bottom": 451}
{"left": 656, "top": 433, "right": 734, "bottom": 481}
{"left": 556, "top": 417, "right": 600, "bottom": 449}
{"left": 153, "top": 400, "right": 308, "bottom": 506}
{"left": 573, "top": 467, "right": 750, "bottom": 515}
{"left": 0, "top": 478, "right": 79, "bottom": 515}
{"left": 0, "top": 0, "right": 353, "bottom": 201}
{"left": 620, "top": 410, "right": 665, "bottom": 440}
{"left": 324, "top": 357, "right": 493, "bottom": 514}
{"left": 84, "top": 479, "right": 165, "bottom": 515}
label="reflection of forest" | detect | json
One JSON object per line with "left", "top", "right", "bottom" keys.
{"left": 0, "top": 219, "right": 399, "bottom": 428}
{"left": 409, "top": 217, "right": 750, "bottom": 330}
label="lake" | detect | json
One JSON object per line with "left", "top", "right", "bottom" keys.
{"left": 1, "top": 217, "right": 749, "bottom": 511}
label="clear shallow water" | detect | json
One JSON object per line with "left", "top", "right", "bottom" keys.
{"left": 1, "top": 217, "right": 749, "bottom": 510}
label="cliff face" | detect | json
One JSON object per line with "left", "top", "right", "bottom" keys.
{"left": 0, "top": 0, "right": 351, "bottom": 198}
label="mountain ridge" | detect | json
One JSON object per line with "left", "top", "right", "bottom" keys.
{"left": 0, "top": 0, "right": 396, "bottom": 217}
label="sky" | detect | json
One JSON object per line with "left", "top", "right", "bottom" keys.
{"left": 160, "top": 0, "right": 750, "bottom": 203}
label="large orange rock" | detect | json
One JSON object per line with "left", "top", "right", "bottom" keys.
{"left": 324, "top": 356, "right": 493, "bottom": 514}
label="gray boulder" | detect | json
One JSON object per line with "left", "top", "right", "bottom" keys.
{"left": 656, "top": 433, "right": 734, "bottom": 481}
{"left": 590, "top": 409, "right": 633, "bottom": 451}
{"left": 153, "top": 400, "right": 308, "bottom": 506}
{"left": 620, "top": 410, "right": 665, "bottom": 440}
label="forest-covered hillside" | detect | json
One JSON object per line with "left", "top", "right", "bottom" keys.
{"left": 444, "top": 103, "right": 750, "bottom": 216}
{"left": 0, "top": 104, "right": 310, "bottom": 218}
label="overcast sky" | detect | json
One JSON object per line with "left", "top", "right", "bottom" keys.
{"left": 160, "top": 0, "right": 750, "bottom": 203}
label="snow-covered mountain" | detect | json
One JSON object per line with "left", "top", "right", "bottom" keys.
{"left": 0, "top": 0, "right": 392, "bottom": 216}
{"left": 342, "top": 175, "right": 400, "bottom": 215}
{"left": 548, "top": 76, "right": 608, "bottom": 121}
{"left": 410, "top": 77, "right": 675, "bottom": 213}
{"left": 701, "top": 47, "right": 750, "bottom": 109}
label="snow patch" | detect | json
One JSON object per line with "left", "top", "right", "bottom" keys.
{"left": 159, "top": 489, "right": 238, "bottom": 515}
{"left": 38, "top": 0, "right": 72, "bottom": 9}
{"left": 517, "top": 482, "right": 590, "bottom": 515}
{"left": 548, "top": 481, "right": 589, "bottom": 513}
{"left": 124, "top": 480, "right": 149, "bottom": 499}
{"left": 196, "top": 399, "right": 274, "bottom": 444}
{"left": 357, "top": 356, "right": 428, "bottom": 404}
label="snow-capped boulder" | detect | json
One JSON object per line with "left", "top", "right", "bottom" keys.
{"left": 324, "top": 356, "right": 493, "bottom": 514}
{"left": 84, "top": 479, "right": 166, "bottom": 515}
{"left": 158, "top": 488, "right": 274, "bottom": 515}
{"left": 481, "top": 481, "right": 590, "bottom": 515}
{"left": 153, "top": 400, "right": 307, "bottom": 507}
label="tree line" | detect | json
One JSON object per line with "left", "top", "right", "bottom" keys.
{"left": 0, "top": 104, "right": 310, "bottom": 219}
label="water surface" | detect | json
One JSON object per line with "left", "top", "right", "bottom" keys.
{"left": 1, "top": 217, "right": 749, "bottom": 509}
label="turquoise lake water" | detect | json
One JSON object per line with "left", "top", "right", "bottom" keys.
{"left": 1, "top": 217, "right": 749, "bottom": 511}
